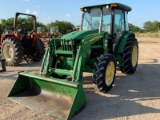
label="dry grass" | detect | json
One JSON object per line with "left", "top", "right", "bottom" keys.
{"left": 136, "top": 32, "right": 160, "bottom": 38}
{"left": 135, "top": 33, "right": 160, "bottom": 43}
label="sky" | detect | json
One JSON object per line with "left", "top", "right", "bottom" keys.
{"left": 0, "top": 0, "right": 160, "bottom": 28}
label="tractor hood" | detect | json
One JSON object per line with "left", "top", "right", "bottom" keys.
{"left": 61, "top": 29, "right": 99, "bottom": 40}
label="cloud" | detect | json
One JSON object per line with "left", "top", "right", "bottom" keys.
{"left": 48, "top": 16, "right": 51, "bottom": 19}
{"left": 66, "top": 13, "right": 71, "bottom": 18}
{"left": 22, "top": 0, "right": 30, "bottom": 2}
{"left": 32, "top": 11, "right": 39, "bottom": 15}
{"left": 25, "top": 9, "right": 39, "bottom": 15}
{"left": 25, "top": 9, "right": 30, "bottom": 14}
{"left": 62, "top": 13, "right": 71, "bottom": 18}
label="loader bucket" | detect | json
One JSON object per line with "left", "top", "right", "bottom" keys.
{"left": 8, "top": 72, "right": 86, "bottom": 120}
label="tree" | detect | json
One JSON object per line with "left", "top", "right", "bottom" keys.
{"left": 143, "top": 21, "right": 153, "bottom": 32}
{"left": 1, "top": 18, "right": 14, "bottom": 30}
{"left": 129, "top": 23, "right": 143, "bottom": 32}
{"left": 152, "top": 21, "right": 160, "bottom": 32}
{"left": 0, "top": 17, "right": 45, "bottom": 32}
{"left": 47, "top": 20, "right": 74, "bottom": 34}
{"left": 143, "top": 20, "right": 160, "bottom": 32}
{"left": 26, "top": 17, "right": 46, "bottom": 31}
{"left": 0, "top": 23, "right": 3, "bottom": 33}
{"left": 75, "top": 25, "right": 81, "bottom": 30}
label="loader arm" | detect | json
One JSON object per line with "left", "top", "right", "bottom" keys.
{"left": 40, "top": 32, "right": 106, "bottom": 82}
{"left": 72, "top": 33, "right": 105, "bottom": 82}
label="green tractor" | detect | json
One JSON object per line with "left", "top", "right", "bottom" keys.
{"left": 8, "top": 3, "right": 138, "bottom": 120}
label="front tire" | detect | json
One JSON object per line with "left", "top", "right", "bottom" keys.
{"left": 93, "top": 54, "right": 116, "bottom": 92}
{"left": 120, "top": 38, "right": 139, "bottom": 74}
{"left": 1, "top": 38, "right": 23, "bottom": 66}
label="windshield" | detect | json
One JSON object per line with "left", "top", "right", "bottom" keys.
{"left": 82, "top": 8, "right": 101, "bottom": 30}
{"left": 82, "top": 7, "right": 111, "bottom": 32}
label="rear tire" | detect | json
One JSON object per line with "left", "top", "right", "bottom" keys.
{"left": 1, "top": 38, "right": 23, "bottom": 66}
{"left": 93, "top": 54, "right": 116, "bottom": 92}
{"left": 32, "top": 38, "right": 45, "bottom": 62}
{"left": 120, "top": 37, "right": 138, "bottom": 74}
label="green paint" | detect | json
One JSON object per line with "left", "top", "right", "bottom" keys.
{"left": 116, "top": 31, "right": 134, "bottom": 53}
{"left": 55, "top": 50, "right": 73, "bottom": 55}
{"left": 61, "top": 30, "right": 98, "bottom": 40}
{"left": 114, "top": 31, "right": 135, "bottom": 66}
{"left": 49, "top": 68, "right": 73, "bottom": 76}
{"left": 8, "top": 72, "right": 85, "bottom": 120}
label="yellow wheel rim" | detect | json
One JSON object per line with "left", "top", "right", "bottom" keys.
{"left": 131, "top": 45, "right": 138, "bottom": 67}
{"left": 105, "top": 61, "right": 115, "bottom": 86}
{"left": 3, "top": 44, "right": 14, "bottom": 61}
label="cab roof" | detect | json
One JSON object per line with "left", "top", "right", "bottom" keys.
{"left": 81, "top": 3, "right": 132, "bottom": 12}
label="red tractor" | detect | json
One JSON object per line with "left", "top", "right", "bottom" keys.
{"left": 0, "top": 12, "right": 45, "bottom": 66}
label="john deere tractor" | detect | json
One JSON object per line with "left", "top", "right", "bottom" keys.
{"left": 0, "top": 12, "right": 45, "bottom": 66}
{"left": 8, "top": 3, "right": 138, "bottom": 120}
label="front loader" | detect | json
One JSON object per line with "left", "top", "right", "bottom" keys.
{"left": 8, "top": 3, "right": 138, "bottom": 120}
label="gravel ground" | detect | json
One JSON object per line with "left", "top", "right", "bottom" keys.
{"left": 0, "top": 38, "right": 160, "bottom": 120}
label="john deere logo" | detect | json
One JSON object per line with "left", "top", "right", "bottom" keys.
{"left": 89, "top": 35, "right": 103, "bottom": 42}
{"left": 84, "top": 35, "right": 103, "bottom": 44}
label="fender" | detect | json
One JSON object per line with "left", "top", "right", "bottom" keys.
{"left": 1, "top": 34, "right": 19, "bottom": 44}
{"left": 115, "top": 31, "right": 135, "bottom": 54}
{"left": 114, "top": 31, "right": 135, "bottom": 66}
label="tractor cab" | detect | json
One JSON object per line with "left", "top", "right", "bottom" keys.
{"left": 36, "top": 27, "right": 46, "bottom": 38}
{"left": 81, "top": 3, "right": 131, "bottom": 52}
{"left": 81, "top": 3, "right": 131, "bottom": 33}
{"left": 50, "top": 27, "right": 59, "bottom": 33}
{"left": 37, "top": 27, "right": 45, "bottom": 33}
{"left": 49, "top": 27, "right": 60, "bottom": 38}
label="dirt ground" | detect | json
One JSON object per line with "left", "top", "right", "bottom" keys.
{"left": 0, "top": 37, "right": 160, "bottom": 120}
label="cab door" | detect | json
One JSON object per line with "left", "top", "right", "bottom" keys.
{"left": 114, "top": 9, "right": 126, "bottom": 41}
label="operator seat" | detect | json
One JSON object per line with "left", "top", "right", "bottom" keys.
{"left": 20, "top": 28, "right": 28, "bottom": 37}
{"left": 20, "top": 22, "right": 28, "bottom": 38}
